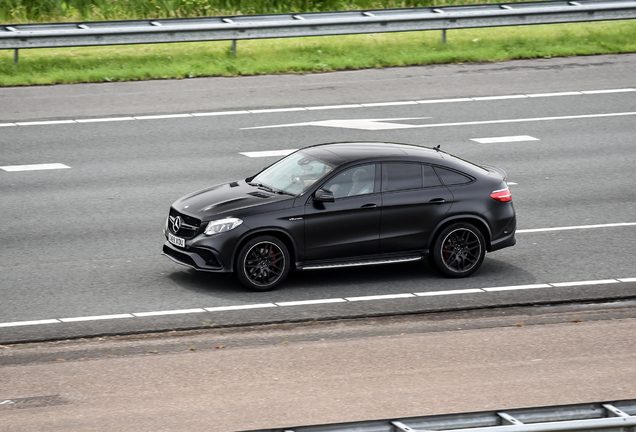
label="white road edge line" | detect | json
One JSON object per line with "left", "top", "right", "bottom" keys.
{"left": 517, "top": 222, "right": 636, "bottom": 233}
{"left": 1, "top": 277, "right": 633, "bottom": 329}
{"left": 3, "top": 88, "right": 634, "bottom": 127}
{"left": 1, "top": 163, "right": 70, "bottom": 172}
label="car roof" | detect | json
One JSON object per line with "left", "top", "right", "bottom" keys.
{"left": 300, "top": 142, "right": 491, "bottom": 177}
{"left": 301, "top": 142, "right": 443, "bottom": 163}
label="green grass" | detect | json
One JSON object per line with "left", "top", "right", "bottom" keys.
{"left": 1, "top": 20, "right": 635, "bottom": 86}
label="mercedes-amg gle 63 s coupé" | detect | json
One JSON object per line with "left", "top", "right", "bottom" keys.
{"left": 163, "top": 142, "right": 516, "bottom": 291}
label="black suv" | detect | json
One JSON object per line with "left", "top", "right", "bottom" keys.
{"left": 163, "top": 142, "right": 516, "bottom": 291}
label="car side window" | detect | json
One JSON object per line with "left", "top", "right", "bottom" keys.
{"left": 323, "top": 164, "right": 376, "bottom": 199}
{"left": 383, "top": 163, "right": 424, "bottom": 192}
{"left": 434, "top": 166, "right": 473, "bottom": 185}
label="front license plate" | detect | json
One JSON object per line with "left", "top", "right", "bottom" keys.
{"left": 168, "top": 233, "right": 185, "bottom": 248}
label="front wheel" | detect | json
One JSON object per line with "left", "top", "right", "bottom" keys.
{"left": 236, "top": 236, "right": 290, "bottom": 291}
{"left": 431, "top": 223, "right": 486, "bottom": 278}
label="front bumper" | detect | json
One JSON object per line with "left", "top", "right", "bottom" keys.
{"left": 162, "top": 241, "right": 228, "bottom": 273}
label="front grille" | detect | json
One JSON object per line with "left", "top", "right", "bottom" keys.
{"left": 168, "top": 208, "right": 201, "bottom": 239}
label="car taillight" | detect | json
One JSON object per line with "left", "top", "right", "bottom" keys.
{"left": 490, "top": 187, "right": 512, "bottom": 202}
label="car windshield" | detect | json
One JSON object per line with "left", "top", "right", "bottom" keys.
{"left": 250, "top": 151, "right": 334, "bottom": 195}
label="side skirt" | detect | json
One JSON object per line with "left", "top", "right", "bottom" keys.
{"left": 296, "top": 252, "right": 426, "bottom": 271}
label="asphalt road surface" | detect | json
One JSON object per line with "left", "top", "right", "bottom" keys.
{"left": 2, "top": 303, "right": 636, "bottom": 432}
{"left": 1, "top": 54, "right": 636, "bottom": 343}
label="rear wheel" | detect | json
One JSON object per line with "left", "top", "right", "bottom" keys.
{"left": 432, "top": 223, "right": 485, "bottom": 278}
{"left": 236, "top": 236, "right": 290, "bottom": 291}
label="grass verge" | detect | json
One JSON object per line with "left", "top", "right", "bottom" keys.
{"left": 1, "top": 20, "right": 635, "bottom": 86}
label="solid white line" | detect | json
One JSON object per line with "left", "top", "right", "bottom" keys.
{"left": 619, "top": 278, "right": 636, "bottom": 283}
{"left": 133, "top": 308, "right": 206, "bottom": 317}
{"left": 361, "top": 101, "right": 419, "bottom": 107}
{"left": 205, "top": 303, "right": 277, "bottom": 311}
{"left": 416, "top": 98, "right": 473, "bottom": 104}
{"left": 550, "top": 279, "right": 619, "bottom": 287}
{"left": 306, "top": 104, "right": 362, "bottom": 110}
{"left": 59, "top": 314, "right": 134, "bottom": 322}
{"left": 345, "top": 293, "right": 416, "bottom": 301}
{"left": 482, "top": 284, "right": 552, "bottom": 292}
{"left": 240, "top": 149, "right": 297, "bottom": 158}
{"left": 472, "top": 95, "right": 528, "bottom": 101}
{"left": 582, "top": 88, "right": 636, "bottom": 94}
{"left": 518, "top": 222, "right": 636, "bottom": 233}
{"left": 15, "top": 120, "right": 76, "bottom": 126}
{"left": 76, "top": 117, "right": 136, "bottom": 123}
{"left": 1, "top": 163, "right": 70, "bottom": 172}
{"left": 471, "top": 135, "right": 539, "bottom": 143}
{"left": 0, "top": 319, "right": 60, "bottom": 328}
{"left": 250, "top": 108, "right": 307, "bottom": 113}
{"left": 192, "top": 110, "right": 250, "bottom": 117}
{"left": 277, "top": 298, "right": 347, "bottom": 306}
{"left": 415, "top": 289, "right": 483, "bottom": 296}
{"left": 0, "top": 123, "right": 17, "bottom": 127}
{"left": 134, "top": 114, "right": 193, "bottom": 120}
{"left": 528, "top": 91, "right": 582, "bottom": 97}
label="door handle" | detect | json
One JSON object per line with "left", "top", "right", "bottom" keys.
{"left": 360, "top": 203, "right": 377, "bottom": 209}
{"left": 429, "top": 198, "right": 446, "bottom": 204}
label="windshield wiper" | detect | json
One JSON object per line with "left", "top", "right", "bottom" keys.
{"left": 249, "top": 181, "right": 296, "bottom": 196}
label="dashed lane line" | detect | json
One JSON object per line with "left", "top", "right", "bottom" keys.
{"left": 0, "top": 276, "right": 634, "bottom": 329}
{"left": 0, "top": 88, "right": 634, "bottom": 128}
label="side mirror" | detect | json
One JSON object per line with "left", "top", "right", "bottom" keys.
{"left": 314, "top": 189, "right": 335, "bottom": 203}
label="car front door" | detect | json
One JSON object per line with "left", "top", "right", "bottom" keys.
{"left": 303, "top": 164, "right": 381, "bottom": 261}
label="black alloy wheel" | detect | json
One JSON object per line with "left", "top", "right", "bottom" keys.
{"left": 236, "top": 236, "right": 290, "bottom": 291}
{"left": 432, "top": 223, "right": 485, "bottom": 278}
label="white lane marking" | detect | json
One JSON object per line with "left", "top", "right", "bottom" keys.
{"left": 529, "top": 91, "right": 582, "bottom": 98}
{"left": 3, "top": 88, "right": 633, "bottom": 127}
{"left": 517, "top": 222, "right": 636, "bottom": 233}
{"left": 15, "top": 120, "right": 76, "bottom": 126}
{"left": 244, "top": 111, "right": 636, "bottom": 131}
{"left": 192, "top": 110, "right": 250, "bottom": 117}
{"left": 76, "top": 117, "right": 135, "bottom": 123}
{"left": 134, "top": 114, "right": 193, "bottom": 120}
{"left": 471, "top": 135, "right": 539, "bottom": 144}
{"left": 346, "top": 293, "right": 416, "bottom": 301}
{"left": 550, "top": 279, "right": 619, "bottom": 287}
{"left": 0, "top": 319, "right": 59, "bottom": 328}
{"left": 240, "top": 149, "right": 297, "bottom": 158}
{"left": 582, "top": 88, "right": 636, "bottom": 94}
{"left": 1, "top": 163, "right": 70, "bottom": 172}
{"left": 276, "top": 298, "right": 347, "bottom": 306}
{"left": 482, "top": 284, "right": 552, "bottom": 292}
{"left": 59, "top": 314, "right": 134, "bottom": 322}
{"left": 205, "top": 303, "right": 277, "bottom": 311}
{"left": 2, "top": 276, "right": 634, "bottom": 329}
{"left": 132, "top": 308, "right": 207, "bottom": 317}
{"left": 415, "top": 289, "right": 483, "bottom": 296}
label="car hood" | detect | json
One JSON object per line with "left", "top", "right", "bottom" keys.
{"left": 172, "top": 180, "right": 294, "bottom": 221}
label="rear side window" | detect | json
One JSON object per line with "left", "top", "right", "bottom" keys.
{"left": 383, "top": 163, "right": 443, "bottom": 192}
{"left": 434, "top": 167, "right": 473, "bottom": 185}
{"left": 384, "top": 163, "right": 422, "bottom": 191}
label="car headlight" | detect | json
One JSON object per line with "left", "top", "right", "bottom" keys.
{"left": 204, "top": 217, "right": 243, "bottom": 236}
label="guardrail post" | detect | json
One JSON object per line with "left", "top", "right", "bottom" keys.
{"left": 232, "top": 40, "right": 237, "bottom": 57}
{"left": 14, "top": 48, "right": 19, "bottom": 63}
{"left": 442, "top": 29, "right": 447, "bottom": 44}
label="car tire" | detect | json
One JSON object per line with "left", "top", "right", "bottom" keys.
{"left": 431, "top": 223, "right": 486, "bottom": 278}
{"left": 236, "top": 236, "right": 290, "bottom": 291}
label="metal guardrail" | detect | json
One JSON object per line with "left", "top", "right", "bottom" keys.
{"left": 241, "top": 399, "right": 636, "bottom": 432}
{"left": 2, "top": 0, "right": 636, "bottom": 62}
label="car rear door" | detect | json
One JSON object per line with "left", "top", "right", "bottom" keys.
{"left": 380, "top": 163, "right": 454, "bottom": 253}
